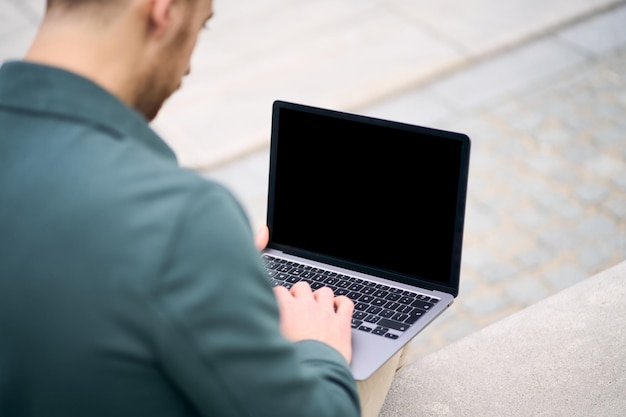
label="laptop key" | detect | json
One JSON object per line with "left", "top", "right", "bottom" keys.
{"left": 336, "top": 280, "right": 351, "bottom": 288}
{"left": 355, "top": 302, "right": 369, "bottom": 311}
{"left": 324, "top": 277, "right": 339, "bottom": 285}
{"left": 405, "top": 310, "right": 426, "bottom": 325}
{"left": 372, "top": 327, "right": 388, "bottom": 336}
{"left": 395, "top": 304, "right": 413, "bottom": 314}
{"left": 310, "top": 282, "right": 324, "bottom": 290}
{"left": 372, "top": 289, "right": 389, "bottom": 298}
{"left": 371, "top": 298, "right": 387, "bottom": 307}
{"left": 385, "top": 293, "right": 401, "bottom": 301}
{"left": 347, "top": 291, "right": 361, "bottom": 300}
{"left": 411, "top": 299, "right": 434, "bottom": 310}
{"left": 335, "top": 288, "right": 350, "bottom": 296}
{"left": 361, "top": 286, "right": 376, "bottom": 295}
{"left": 353, "top": 311, "right": 367, "bottom": 320}
{"left": 392, "top": 313, "right": 409, "bottom": 322}
{"left": 397, "top": 296, "right": 413, "bottom": 305}
{"left": 364, "top": 314, "right": 380, "bottom": 324}
{"left": 351, "top": 319, "right": 363, "bottom": 328}
{"left": 311, "top": 273, "right": 325, "bottom": 282}
{"left": 359, "top": 295, "right": 375, "bottom": 304}
{"left": 377, "top": 318, "right": 410, "bottom": 332}
{"left": 384, "top": 301, "right": 400, "bottom": 310}
{"left": 366, "top": 306, "right": 382, "bottom": 315}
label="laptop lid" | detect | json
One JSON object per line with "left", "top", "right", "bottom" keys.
{"left": 265, "top": 100, "right": 470, "bottom": 298}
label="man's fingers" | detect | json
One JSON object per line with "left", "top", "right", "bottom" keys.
{"left": 313, "top": 286, "right": 335, "bottom": 306}
{"left": 312, "top": 286, "right": 333, "bottom": 298}
{"left": 254, "top": 225, "right": 269, "bottom": 251}
{"left": 334, "top": 295, "right": 354, "bottom": 317}
{"left": 273, "top": 285, "right": 289, "bottom": 297}
{"left": 289, "top": 281, "right": 313, "bottom": 297}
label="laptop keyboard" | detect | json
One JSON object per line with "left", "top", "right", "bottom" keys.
{"left": 263, "top": 254, "right": 439, "bottom": 339}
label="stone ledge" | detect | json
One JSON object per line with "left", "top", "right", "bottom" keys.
{"left": 380, "top": 260, "right": 626, "bottom": 417}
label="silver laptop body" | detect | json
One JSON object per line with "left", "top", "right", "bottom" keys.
{"left": 263, "top": 100, "right": 471, "bottom": 380}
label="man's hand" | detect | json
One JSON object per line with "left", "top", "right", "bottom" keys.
{"left": 256, "top": 226, "right": 354, "bottom": 362}
{"left": 254, "top": 225, "right": 269, "bottom": 251}
{"left": 273, "top": 282, "right": 354, "bottom": 364}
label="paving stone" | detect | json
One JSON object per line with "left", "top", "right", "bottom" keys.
{"left": 515, "top": 247, "right": 555, "bottom": 270}
{"left": 557, "top": 3, "right": 626, "bottom": 55}
{"left": 585, "top": 152, "right": 625, "bottom": 178}
{"left": 513, "top": 207, "right": 550, "bottom": 229}
{"left": 505, "top": 276, "right": 551, "bottom": 305}
{"left": 481, "top": 261, "right": 520, "bottom": 283}
{"left": 441, "top": 318, "right": 481, "bottom": 344}
{"left": 533, "top": 189, "right": 585, "bottom": 221}
{"left": 460, "top": 246, "right": 499, "bottom": 270}
{"left": 574, "top": 182, "right": 609, "bottom": 203}
{"left": 534, "top": 128, "right": 572, "bottom": 147}
{"left": 612, "top": 171, "right": 626, "bottom": 191}
{"left": 562, "top": 142, "right": 601, "bottom": 165}
{"left": 429, "top": 38, "right": 586, "bottom": 109}
{"left": 594, "top": 126, "right": 625, "bottom": 147}
{"left": 461, "top": 291, "right": 508, "bottom": 316}
{"left": 538, "top": 229, "right": 577, "bottom": 253}
{"left": 525, "top": 153, "right": 570, "bottom": 175}
{"left": 544, "top": 265, "right": 589, "bottom": 291}
{"left": 361, "top": 90, "right": 453, "bottom": 126}
{"left": 464, "top": 205, "right": 499, "bottom": 235}
{"left": 577, "top": 240, "right": 621, "bottom": 272}
{"left": 509, "top": 111, "right": 545, "bottom": 131}
{"left": 576, "top": 214, "right": 618, "bottom": 239}
{"left": 604, "top": 195, "right": 626, "bottom": 219}
{"left": 386, "top": 0, "right": 620, "bottom": 54}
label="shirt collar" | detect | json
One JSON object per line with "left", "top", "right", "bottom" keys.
{"left": 0, "top": 61, "right": 177, "bottom": 161}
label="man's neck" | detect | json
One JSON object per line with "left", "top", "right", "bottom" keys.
{"left": 25, "top": 13, "right": 146, "bottom": 109}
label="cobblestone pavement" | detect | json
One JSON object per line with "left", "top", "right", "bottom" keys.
{"left": 367, "top": 34, "right": 626, "bottom": 356}
{"left": 207, "top": 5, "right": 626, "bottom": 356}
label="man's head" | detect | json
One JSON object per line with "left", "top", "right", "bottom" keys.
{"left": 28, "top": 0, "right": 214, "bottom": 120}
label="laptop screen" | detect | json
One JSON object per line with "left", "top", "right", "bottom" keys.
{"left": 267, "top": 101, "right": 470, "bottom": 296}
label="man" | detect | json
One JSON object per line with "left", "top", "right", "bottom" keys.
{"left": 0, "top": 1, "right": 404, "bottom": 416}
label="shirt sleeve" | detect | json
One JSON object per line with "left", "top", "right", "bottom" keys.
{"left": 151, "top": 181, "right": 360, "bottom": 417}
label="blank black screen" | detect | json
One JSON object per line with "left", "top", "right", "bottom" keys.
{"left": 268, "top": 103, "right": 469, "bottom": 291}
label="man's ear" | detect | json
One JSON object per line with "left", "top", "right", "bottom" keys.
{"left": 147, "top": 0, "right": 175, "bottom": 38}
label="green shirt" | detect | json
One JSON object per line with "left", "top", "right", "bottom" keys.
{"left": 0, "top": 61, "right": 359, "bottom": 417}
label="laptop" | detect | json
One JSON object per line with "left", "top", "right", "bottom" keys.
{"left": 262, "top": 100, "right": 471, "bottom": 380}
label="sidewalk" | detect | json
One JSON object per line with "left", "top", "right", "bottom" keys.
{"left": 3, "top": 0, "right": 623, "bottom": 168}
{"left": 2, "top": 0, "right": 626, "bottom": 356}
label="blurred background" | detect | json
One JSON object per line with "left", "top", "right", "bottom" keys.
{"left": 2, "top": 0, "right": 625, "bottom": 355}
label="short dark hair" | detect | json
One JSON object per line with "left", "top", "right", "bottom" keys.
{"left": 47, "top": 0, "right": 116, "bottom": 7}
{"left": 46, "top": 0, "right": 193, "bottom": 8}
{"left": 45, "top": 0, "right": 121, "bottom": 12}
